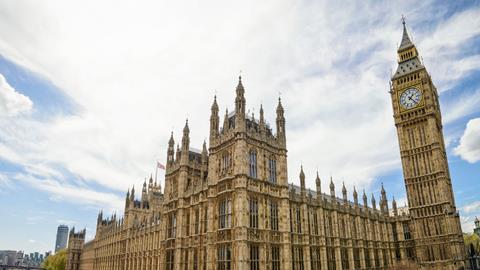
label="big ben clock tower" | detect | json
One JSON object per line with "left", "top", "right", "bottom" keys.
{"left": 390, "top": 19, "right": 465, "bottom": 269}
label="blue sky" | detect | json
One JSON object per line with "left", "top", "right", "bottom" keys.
{"left": 0, "top": 0, "right": 479, "bottom": 253}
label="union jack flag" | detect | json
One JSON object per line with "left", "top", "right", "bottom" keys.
{"left": 157, "top": 161, "right": 166, "bottom": 170}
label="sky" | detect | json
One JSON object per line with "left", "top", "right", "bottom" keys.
{"left": 0, "top": 0, "right": 479, "bottom": 253}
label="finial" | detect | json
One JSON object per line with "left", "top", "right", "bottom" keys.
{"left": 401, "top": 14, "right": 406, "bottom": 26}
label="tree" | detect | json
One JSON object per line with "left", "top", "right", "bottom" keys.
{"left": 464, "top": 233, "right": 480, "bottom": 255}
{"left": 42, "top": 249, "right": 67, "bottom": 270}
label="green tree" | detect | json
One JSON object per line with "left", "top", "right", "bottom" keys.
{"left": 42, "top": 249, "right": 67, "bottom": 270}
{"left": 464, "top": 233, "right": 480, "bottom": 255}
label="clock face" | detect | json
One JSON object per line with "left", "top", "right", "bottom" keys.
{"left": 400, "top": 88, "right": 422, "bottom": 109}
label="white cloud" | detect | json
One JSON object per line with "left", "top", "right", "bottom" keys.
{"left": 15, "top": 173, "right": 124, "bottom": 211}
{"left": 462, "top": 200, "right": 480, "bottom": 214}
{"left": 454, "top": 118, "right": 480, "bottom": 163}
{"left": 0, "top": 73, "right": 32, "bottom": 116}
{"left": 0, "top": 1, "right": 478, "bottom": 212}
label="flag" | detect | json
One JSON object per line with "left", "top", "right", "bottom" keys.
{"left": 157, "top": 161, "right": 166, "bottom": 170}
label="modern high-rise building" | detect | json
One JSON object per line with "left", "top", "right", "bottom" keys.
{"left": 66, "top": 20, "right": 465, "bottom": 270}
{"left": 55, "top": 224, "right": 69, "bottom": 252}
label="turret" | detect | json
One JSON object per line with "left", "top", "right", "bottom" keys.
{"left": 315, "top": 172, "right": 321, "bottom": 198}
{"left": 210, "top": 95, "right": 219, "bottom": 143}
{"left": 353, "top": 186, "right": 358, "bottom": 206}
{"left": 167, "top": 132, "right": 175, "bottom": 166}
{"left": 342, "top": 182, "right": 347, "bottom": 203}
{"left": 329, "top": 177, "right": 335, "bottom": 198}
{"left": 299, "top": 166, "right": 306, "bottom": 197}
{"left": 149, "top": 174, "right": 153, "bottom": 189}
{"left": 276, "top": 97, "right": 286, "bottom": 144}
{"left": 234, "top": 76, "right": 246, "bottom": 131}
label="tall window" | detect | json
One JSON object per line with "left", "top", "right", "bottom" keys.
{"left": 168, "top": 213, "right": 176, "bottom": 238}
{"left": 166, "top": 250, "right": 175, "bottom": 270}
{"left": 312, "top": 211, "right": 319, "bottom": 235}
{"left": 249, "top": 150, "right": 257, "bottom": 178}
{"left": 296, "top": 207, "right": 302, "bottom": 233}
{"left": 292, "top": 246, "right": 304, "bottom": 270}
{"left": 219, "top": 198, "right": 232, "bottom": 229}
{"left": 403, "top": 222, "right": 411, "bottom": 240}
{"left": 310, "top": 247, "right": 321, "bottom": 270}
{"left": 217, "top": 244, "right": 231, "bottom": 270}
{"left": 221, "top": 151, "right": 232, "bottom": 173}
{"left": 184, "top": 250, "right": 189, "bottom": 270}
{"left": 268, "top": 158, "right": 277, "bottom": 183}
{"left": 204, "top": 207, "right": 208, "bottom": 233}
{"left": 270, "top": 201, "right": 279, "bottom": 231}
{"left": 193, "top": 249, "right": 198, "bottom": 270}
{"left": 194, "top": 208, "right": 200, "bottom": 235}
{"left": 271, "top": 245, "right": 280, "bottom": 270}
{"left": 250, "top": 245, "right": 260, "bottom": 270}
{"left": 249, "top": 198, "right": 258, "bottom": 228}
{"left": 185, "top": 213, "right": 190, "bottom": 236}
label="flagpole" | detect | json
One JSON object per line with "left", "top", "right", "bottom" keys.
{"left": 155, "top": 161, "right": 158, "bottom": 185}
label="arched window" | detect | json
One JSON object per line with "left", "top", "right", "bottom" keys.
{"left": 249, "top": 150, "right": 257, "bottom": 178}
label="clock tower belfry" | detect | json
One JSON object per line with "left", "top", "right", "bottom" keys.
{"left": 390, "top": 19, "right": 465, "bottom": 268}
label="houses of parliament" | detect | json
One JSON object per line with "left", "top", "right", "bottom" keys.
{"left": 66, "top": 21, "right": 465, "bottom": 270}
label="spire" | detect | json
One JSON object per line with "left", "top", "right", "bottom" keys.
{"left": 259, "top": 104, "right": 265, "bottom": 124}
{"left": 276, "top": 97, "right": 286, "bottom": 144}
{"left": 149, "top": 174, "right": 153, "bottom": 187}
{"left": 167, "top": 132, "right": 175, "bottom": 165}
{"left": 210, "top": 95, "right": 220, "bottom": 142}
{"left": 315, "top": 171, "right": 321, "bottom": 195}
{"left": 363, "top": 190, "right": 368, "bottom": 207}
{"left": 168, "top": 132, "right": 174, "bottom": 146}
{"left": 392, "top": 196, "right": 398, "bottom": 216}
{"left": 130, "top": 185, "right": 135, "bottom": 201}
{"left": 398, "top": 16, "right": 414, "bottom": 51}
{"left": 182, "top": 119, "right": 190, "bottom": 151}
{"left": 223, "top": 108, "right": 229, "bottom": 131}
{"left": 371, "top": 193, "right": 377, "bottom": 210}
{"left": 234, "top": 76, "right": 246, "bottom": 131}
{"left": 353, "top": 186, "right": 358, "bottom": 205}
{"left": 329, "top": 177, "right": 335, "bottom": 197}
{"left": 236, "top": 76, "right": 244, "bottom": 96}
{"left": 276, "top": 97, "right": 284, "bottom": 117}
{"left": 211, "top": 95, "right": 219, "bottom": 112}
{"left": 299, "top": 166, "right": 305, "bottom": 193}
{"left": 342, "top": 182, "right": 347, "bottom": 202}
{"left": 125, "top": 189, "right": 130, "bottom": 208}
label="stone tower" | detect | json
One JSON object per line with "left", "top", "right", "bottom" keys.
{"left": 66, "top": 227, "right": 86, "bottom": 270}
{"left": 390, "top": 19, "right": 465, "bottom": 268}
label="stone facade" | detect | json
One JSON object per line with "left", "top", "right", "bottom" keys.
{"left": 66, "top": 21, "right": 465, "bottom": 270}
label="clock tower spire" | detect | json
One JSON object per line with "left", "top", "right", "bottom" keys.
{"left": 390, "top": 19, "right": 465, "bottom": 269}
